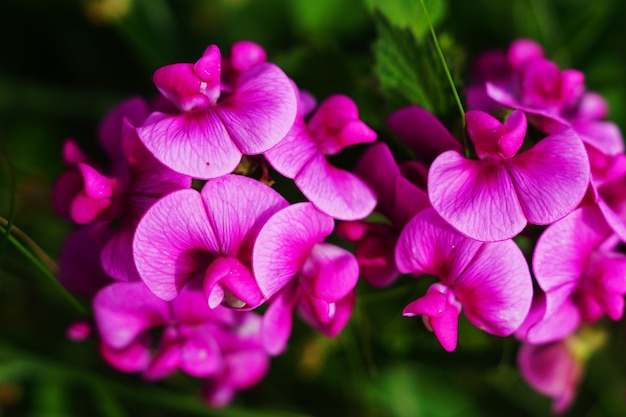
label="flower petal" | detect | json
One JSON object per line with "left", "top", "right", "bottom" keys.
{"left": 428, "top": 151, "right": 526, "bottom": 241}
{"left": 133, "top": 189, "right": 219, "bottom": 300}
{"left": 215, "top": 63, "right": 297, "bottom": 155}
{"left": 295, "top": 153, "right": 376, "bottom": 221}
{"left": 253, "top": 202, "right": 334, "bottom": 299}
{"left": 94, "top": 281, "right": 170, "bottom": 349}
{"left": 506, "top": 128, "right": 589, "bottom": 225}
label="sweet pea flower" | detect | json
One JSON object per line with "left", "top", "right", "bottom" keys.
{"left": 264, "top": 94, "right": 377, "bottom": 220}
{"left": 429, "top": 110, "right": 589, "bottom": 241}
{"left": 137, "top": 44, "right": 297, "bottom": 179}
{"left": 52, "top": 97, "right": 192, "bottom": 281}
{"left": 518, "top": 326, "right": 606, "bottom": 414}
{"left": 532, "top": 205, "right": 626, "bottom": 331}
{"left": 94, "top": 280, "right": 268, "bottom": 403}
{"left": 395, "top": 207, "right": 533, "bottom": 352}
{"left": 252, "top": 203, "right": 359, "bottom": 355}
{"left": 133, "top": 174, "right": 288, "bottom": 309}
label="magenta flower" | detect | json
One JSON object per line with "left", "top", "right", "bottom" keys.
{"left": 94, "top": 280, "right": 268, "bottom": 402}
{"left": 395, "top": 208, "right": 533, "bottom": 352}
{"left": 137, "top": 44, "right": 297, "bottom": 179}
{"left": 429, "top": 110, "right": 589, "bottom": 241}
{"left": 252, "top": 203, "right": 359, "bottom": 354}
{"left": 264, "top": 94, "right": 377, "bottom": 220}
{"left": 518, "top": 340, "right": 582, "bottom": 414}
{"left": 53, "top": 97, "right": 192, "bottom": 282}
{"left": 532, "top": 205, "right": 626, "bottom": 328}
{"left": 133, "top": 174, "right": 288, "bottom": 309}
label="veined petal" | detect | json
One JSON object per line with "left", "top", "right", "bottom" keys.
{"left": 395, "top": 208, "right": 483, "bottom": 283}
{"left": 429, "top": 151, "right": 526, "bottom": 241}
{"left": 215, "top": 63, "right": 297, "bottom": 155}
{"left": 295, "top": 153, "right": 377, "bottom": 221}
{"left": 133, "top": 189, "right": 219, "bottom": 300}
{"left": 454, "top": 239, "right": 533, "bottom": 336}
{"left": 253, "top": 202, "right": 334, "bottom": 299}
{"left": 94, "top": 281, "right": 170, "bottom": 350}
{"left": 263, "top": 117, "right": 319, "bottom": 179}
{"left": 506, "top": 128, "right": 589, "bottom": 225}
{"left": 199, "top": 175, "right": 288, "bottom": 260}
{"left": 137, "top": 111, "right": 242, "bottom": 179}
{"left": 533, "top": 206, "right": 611, "bottom": 318}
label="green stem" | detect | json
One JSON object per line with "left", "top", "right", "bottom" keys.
{"left": 0, "top": 218, "right": 87, "bottom": 316}
{"left": 418, "top": 0, "right": 468, "bottom": 156}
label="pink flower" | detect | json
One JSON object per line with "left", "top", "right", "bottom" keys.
{"left": 532, "top": 205, "right": 626, "bottom": 331}
{"left": 94, "top": 280, "right": 268, "bottom": 404}
{"left": 429, "top": 110, "right": 589, "bottom": 241}
{"left": 518, "top": 340, "right": 582, "bottom": 414}
{"left": 252, "top": 203, "right": 359, "bottom": 354}
{"left": 137, "top": 44, "right": 297, "bottom": 179}
{"left": 395, "top": 208, "right": 533, "bottom": 351}
{"left": 133, "top": 174, "right": 288, "bottom": 309}
{"left": 264, "top": 94, "right": 377, "bottom": 220}
{"left": 52, "top": 97, "right": 192, "bottom": 281}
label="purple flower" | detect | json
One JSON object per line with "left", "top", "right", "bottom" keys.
{"left": 252, "top": 203, "right": 359, "bottom": 355}
{"left": 137, "top": 44, "right": 297, "bottom": 179}
{"left": 133, "top": 174, "right": 288, "bottom": 309}
{"left": 532, "top": 205, "right": 626, "bottom": 329}
{"left": 518, "top": 340, "right": 582, "bottom": 414}
{"left": 395, "top": 208, "right": 533, "bottom": 352}
{"left": 52, "top": 97, "right": 192, "bottom": 281}
{"left": 94, "top": 280, "right": 268, "bottom": 404}
{"left": 264, "top": 94, "right": 377, "bottom": 220}
{"left": 429, "top": 110, "right": 589, "bottom": 241}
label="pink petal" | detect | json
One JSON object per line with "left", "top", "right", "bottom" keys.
{"left": 179, "top": 328, "right": 222, "bottom": 377}
{"left": 253, "top": 202, "right": 334, "bottom": 299}
{"left": 506, "top": 128, "right": 589, "bottom": 225}
{"left": 263, "top": 117, "right": 319, "bottom": 179}
{"left": 304, "top": 243, "right": 359, "bottom": 303}
{"left": 572, "top": 120, "right": 624, "bottom": 156}
{"left": 137, "top": 111, "right": 243, "bottom": 179}
{"left": 100, "top": 225, "right": 139, "bottom": 281}
{"left": 94, "top": 281, "right": 170, "bottom": 349}
{"left": 202, "top": 257, "right": 263, "bottom": 309}
{"left": 199, "top": 175, "right": 288, "bottom": 258}
{"left": 100, "top": 334, "right": 152, "bottom": 373}
{"left": 515, "top": 294, "right": 580, "bottom": 344}
{"left": 133, "top": 189, "right": 219, "bottom": 300}
{"left": 453, "top": 238, "right": 533, "bottom": 336}
{"left": 215, "top": 63, "right": 297, "bottom": 155}
{"left": 261, "top": 283, "right": 298, "bottom": 355}
{"left": 428, "top": 151, "right": 526, "bottom": 241}
{"left": 230, "top": 41, "right": 267, "bottom": 72}
{"left": 153, "top": 63, "right": 211, "bottom": 112}
{"left": 533, "top": 206, "right": 611, "bottom": 318}
{"left": 98, "top": 97, "right": 149, "bottom": 160}
{"left": 295, "top": 153, "right": 377, "bottom": 221}
{"left": 403, "top": 283, "right": 461, "bottom": 352}
{"left": 395, "top": 208, "right": 484, "bottom": 282}
{"left": 353, "top": 142, "right": 400, "bottom": 218}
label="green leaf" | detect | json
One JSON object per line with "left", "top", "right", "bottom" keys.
{"left": 372, "top": 13, "right": 459, "bottom": 118}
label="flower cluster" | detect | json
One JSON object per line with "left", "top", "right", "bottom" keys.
{"left": 53, "top": 41, "right": 375, "bottom": 405}
{"left": 53, "top": 38, "right": 626, "bottom": 412}
{"left": 343, "top": 38, "right": 623, "bottom": 413}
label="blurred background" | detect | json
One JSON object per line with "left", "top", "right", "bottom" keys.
{"left": 2, "top": 0, "right": 626, "bottom": 416}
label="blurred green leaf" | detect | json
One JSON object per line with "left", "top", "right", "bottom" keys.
{"left": 363, "top": 0, "right": 446, "bottom": 39}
